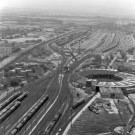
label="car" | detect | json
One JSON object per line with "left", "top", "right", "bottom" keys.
{"left": 88, "top": 106, "right": 99, "bottom": 114}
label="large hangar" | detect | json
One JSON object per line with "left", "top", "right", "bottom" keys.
{"left": 79, "top": 68, "right": 135, "bottom": 88}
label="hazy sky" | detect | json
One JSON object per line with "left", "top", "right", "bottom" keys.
{"left": 0, "top": 0, "right": 135, "bottom": 16}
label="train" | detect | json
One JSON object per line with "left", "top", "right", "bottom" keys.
{"left": 9, "top": 95, "right": 49, "bottom": 135}
{"left": 0, "top": 92, "right": 29, "bottom": 124}
{"left": 44, "top": 110, "right": 62, "bottom": 135}
{"left": 0, "top": 101, "right": 21, "bottom": 124}
{"left": 0, "top": 92, "right": 22, "bottom": 111}
{"left": 16, "top": 92, "right": 29, "bottom": 101}
{"left": 72, "top": 99, "right": 85, "bottom": 109}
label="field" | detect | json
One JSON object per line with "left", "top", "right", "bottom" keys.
{"left": 68, "top": 98, "right": 131, "bottom": 135}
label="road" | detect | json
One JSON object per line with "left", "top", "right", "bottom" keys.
{"left": 124, "top": 98, "right": 135, "bottom": 135}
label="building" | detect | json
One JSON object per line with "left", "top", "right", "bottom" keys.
{"left": 0, "top": 46, "right": 12, "bottom": 57}
{"left": 86, "top": 79, "right": 92, "bottom": 87}
{"left": 100, "top": 87, "right": 124, "bottom": 99}
{"left": 28, "top": 63, "right": 38, "bottom": 68}
{"left": 18, "top": 70, "right": 27, "bottom": 78}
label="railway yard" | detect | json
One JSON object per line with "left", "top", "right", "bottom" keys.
{"left": 0, "top": 16, "right": 135, "bottom": 135}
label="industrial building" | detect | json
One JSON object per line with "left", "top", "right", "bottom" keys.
{"left": 100, "top": 87, "right": 124, "bottom": 99}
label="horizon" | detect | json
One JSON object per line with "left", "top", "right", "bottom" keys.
{"left": 0, "top": 0, "right": 135, "bottom": 17}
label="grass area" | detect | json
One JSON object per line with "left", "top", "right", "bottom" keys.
{"left": 68, "top": 98, "right": 131, "bottom": 135}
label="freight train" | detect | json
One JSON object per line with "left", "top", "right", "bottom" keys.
{"left": 9, "top": 95, "right": 49, "bottom": 135}
{"left": 44, "top": 110, "right": 62, "bottom": 135}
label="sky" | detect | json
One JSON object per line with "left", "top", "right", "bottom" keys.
{"left": 0, "top": 0, "right": 135, "bottom": 16}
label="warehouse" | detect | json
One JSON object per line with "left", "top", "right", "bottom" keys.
{"left": 100, "top": 87, "right": 124, "bottom": 99}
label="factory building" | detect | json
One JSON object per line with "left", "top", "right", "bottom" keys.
{"left": 100, "top": 87, "right": 124, "bottom": 99}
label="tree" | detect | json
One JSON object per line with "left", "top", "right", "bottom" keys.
{"left": 127, "top": 47, "right": 134, "bottom": 55}
{"left": 10, "top": 77, "right": 21, "bottom": 87}
{"left": 104, "top": 55, "right": 110, "bottom": 63}
{"left": 110, "top": 53, "right": 114, "bottom": 60}
{"left": 76, "top": 92, "right": 80, "bottom": 98}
